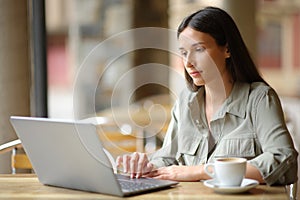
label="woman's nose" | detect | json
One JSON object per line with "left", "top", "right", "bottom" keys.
{"left": 184, "top": 56, "right": 194, "bottom": 68}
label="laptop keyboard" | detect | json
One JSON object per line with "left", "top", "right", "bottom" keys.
{"left": 116, "top": 174, "right": 165, "bottom": 193}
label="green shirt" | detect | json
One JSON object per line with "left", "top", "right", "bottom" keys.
{"left": 150, "top": 82, "right": 298, "bottom": 185}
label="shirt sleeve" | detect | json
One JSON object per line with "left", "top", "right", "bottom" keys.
{"left": 149, "top": 101, "right": 180, "bottom": 168}
{"left": 248, "top": 88, "right": 298, "bottom": 185}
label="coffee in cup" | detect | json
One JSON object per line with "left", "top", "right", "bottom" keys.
{"left": 204, "top": 157, "right": 247, "bottom": 187}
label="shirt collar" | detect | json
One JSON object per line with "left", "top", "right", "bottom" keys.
{"left": 219, "top": 82, "right": 250, "bottom": 119}
{"left": 189, "top": 82, "right": 250, "bottom": 120}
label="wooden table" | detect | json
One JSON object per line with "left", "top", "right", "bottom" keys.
{"left": 0, "top": 174, "right": 289, "bottom": 199}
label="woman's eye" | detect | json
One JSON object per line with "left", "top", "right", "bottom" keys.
{"left": 195, "top": 47, "right": 205, "bottom": 52}
{"left": 180, "top": 51, "right": 187, "bottom": 57}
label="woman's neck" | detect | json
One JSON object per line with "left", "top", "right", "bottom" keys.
{"left": 204, "top": 72, "right": 233, "bottom": 123}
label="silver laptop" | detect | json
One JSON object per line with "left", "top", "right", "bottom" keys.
{"left": 10, "top": 116, "right": 178, "bottom": 197}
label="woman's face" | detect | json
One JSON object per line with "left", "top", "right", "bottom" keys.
{"left": 178, "top": 27, "right": 230, "bottom": 86}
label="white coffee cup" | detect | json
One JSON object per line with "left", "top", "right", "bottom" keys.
{"left": 204, "top": 157, "right": 247, "bottom": 187}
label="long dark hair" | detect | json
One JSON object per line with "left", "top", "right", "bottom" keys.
{"left": 177, "top": 6, "right": 267, "bottom": 92}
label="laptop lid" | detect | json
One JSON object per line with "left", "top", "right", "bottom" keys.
{"left": 10, "top": 116, "right": 178, "bottom": 197}
{"left": 10, "top": 116, "right": 124, "bottom": 196}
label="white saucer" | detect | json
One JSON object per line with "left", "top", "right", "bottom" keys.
{"left": 203, "top": 178, "right": 259, "bottom": 194}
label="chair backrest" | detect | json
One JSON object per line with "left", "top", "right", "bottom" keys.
{"left": 97, "top": 124, "right": 139, "bottom": 158}
{"left": 0, "top": 139, "right": 32, "bottom": 173}
{"left": 11, "top": 146, "right": 32, "bottom": 173}
{"left": 80, "top": 116, "right": 143, "bottom": 158}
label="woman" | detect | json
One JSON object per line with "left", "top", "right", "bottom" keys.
{"left": 116, "top": 6, "right": 298, "bottom": 185}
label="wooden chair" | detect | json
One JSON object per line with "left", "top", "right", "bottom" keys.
{"left": 95, "top": 94, "right": 173, "bottom": 156}
{"left": 0, "top": 139, "right": 32, "bottom": 174}
{"left": 81, "top": 115, "right": 146, "bottom": 158}
{"left": 97, "top": 123, "right": 141, "bottom": 158}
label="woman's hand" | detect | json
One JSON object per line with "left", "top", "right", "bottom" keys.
{"left": 146, "top": 165, "right": 210, "bottom": 182}
{"left": 116, "top": 152, "right": 154, "bottom": 179}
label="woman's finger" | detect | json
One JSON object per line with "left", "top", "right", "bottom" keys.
{"left": 130, "top": 152, "right": 139, "bottom": 178}
{"left": 122, "top": 154, "right": 130, "bottom": 173}
{"left": 136, "top": 153, "right": 148, "bottom": 178}
{"left": 116, "top": 156, "right": 122, "bottom": 167}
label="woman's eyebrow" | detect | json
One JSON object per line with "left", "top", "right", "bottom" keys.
{"left": 178, "top": 42, "right": 205, "bottom": 50}
{"left": 191, "top": 42, "right": 205, "bottom": 47}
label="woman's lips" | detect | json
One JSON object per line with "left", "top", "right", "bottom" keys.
{"left": 189, "top": 70, "right": 202, "bottom": 77}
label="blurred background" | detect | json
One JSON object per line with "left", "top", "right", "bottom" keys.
{"left": 45, "top": 0, "right": 300, "bottom": 118}
{"left": 0, "top": 0, "right": 299, "bottom": 186}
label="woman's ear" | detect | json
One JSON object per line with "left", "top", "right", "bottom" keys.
{"left": 225, "top": 45, "right": 230, "bottom": 58}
